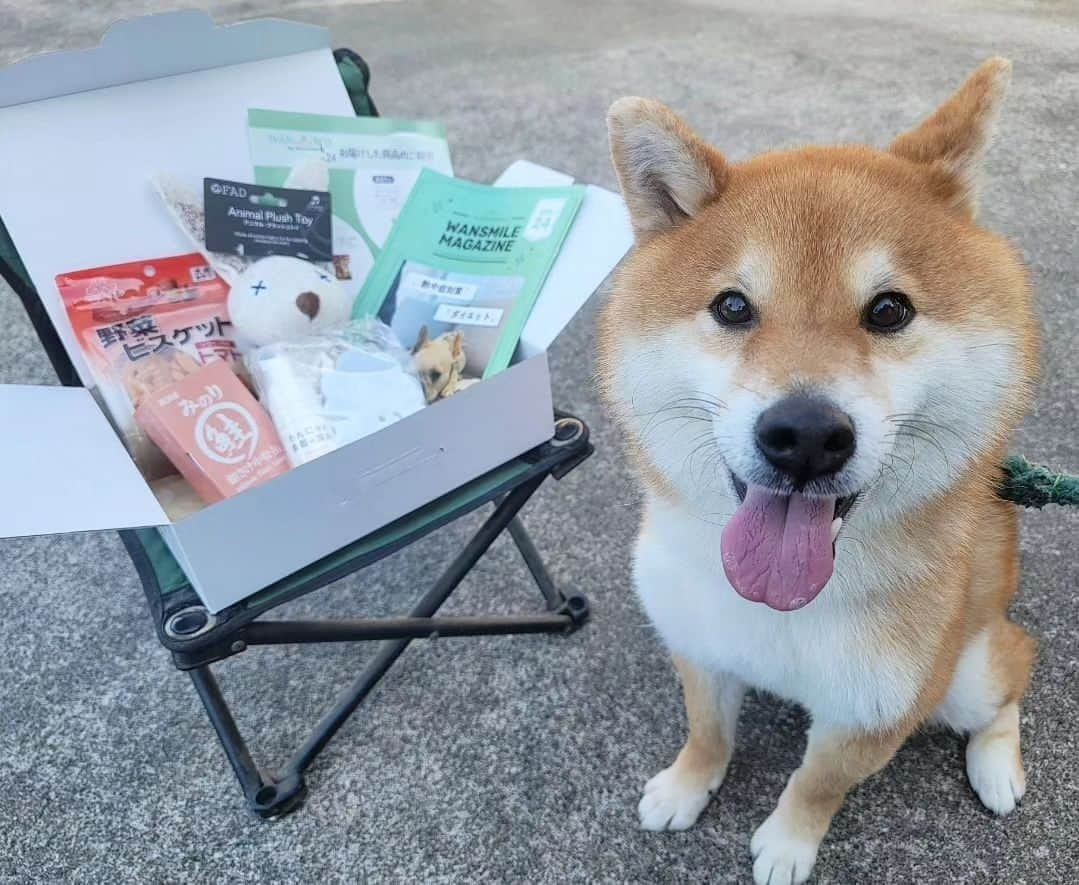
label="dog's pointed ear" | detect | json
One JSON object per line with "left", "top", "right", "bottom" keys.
{"left": 889, "top": 57, "right": 1012, "bottom": 216}
{"left": 607, "top": 97, "right": 728, "bottom": 240}
{"left": 450, "top": 330, "right": 464, "bottom": 359}
{"left": 412, "top": 324, "right": 429, "bottom": 355}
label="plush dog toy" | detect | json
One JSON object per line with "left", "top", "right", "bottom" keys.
{"left": 411, "top": 326, "right": 478, "bottom": 402}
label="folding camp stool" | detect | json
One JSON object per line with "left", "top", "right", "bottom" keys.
{"left": 0, "top": 48, "right": 593, "bottom": 819}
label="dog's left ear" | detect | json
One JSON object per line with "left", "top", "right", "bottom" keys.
{"left": 412, "top": 324, "right": 430, "bottom": 355}
{"left": 607, "top": 97, "right": 728, "bottom": 241}
{"left": 890, "top": 57, "right": 1012, "bottom": 217}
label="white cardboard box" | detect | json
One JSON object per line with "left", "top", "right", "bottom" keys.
{"left": 0, "top": 12, "right": 632, "bottom": 612}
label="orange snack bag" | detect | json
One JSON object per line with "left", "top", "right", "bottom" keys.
{"left": 134, "top": 360, "right": 289, "bottom": 504}
{"left": 56, "top": 253, "right": 241, "bottom": 479}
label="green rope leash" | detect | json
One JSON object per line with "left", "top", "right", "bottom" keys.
{"left": 999, "top": 455, "right": 1079, "bottom": 509}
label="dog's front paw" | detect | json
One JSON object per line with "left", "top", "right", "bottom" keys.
{"left": 637, "top": 763, "right": 723, "bottom": 831}
{"left": 750, "top": 810, "right": 819, "bottom": 885}
{"left": 967, "top": 733, "right": 1026, "bottom": 816}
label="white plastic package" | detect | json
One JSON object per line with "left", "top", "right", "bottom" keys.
{"left": 246, "top": 318, "right": 427, "bottom": 467}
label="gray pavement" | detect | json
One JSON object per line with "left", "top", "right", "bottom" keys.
{"left": 1, "top": 1, "right": 1077, "bottom": 882}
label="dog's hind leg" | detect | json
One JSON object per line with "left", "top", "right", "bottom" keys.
{"left": 638, "top": 655, "right": 744, "bottom": 831}
{"left": 931, "top": 501, "right": 1036, "bottom": 815}
{"left": 935, "top": 618, "right": 1035, "bottom": 815}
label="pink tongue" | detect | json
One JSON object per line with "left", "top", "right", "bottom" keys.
{"left": 721, "top": 485, "right": 836, "bottom": 611}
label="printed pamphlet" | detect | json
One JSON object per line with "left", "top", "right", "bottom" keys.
{"left": 248, "top": 110, "right": 453, "bottom": 299}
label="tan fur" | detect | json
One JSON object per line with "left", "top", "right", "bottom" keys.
{"left": 607, "top": 96, "right": 729, "bottom": 238}
{"left": 771, "top": 726, "right": 907, "bottom": 839}
{"left": 601, "top": 59, "right": 1040, "bottom": 878}
{"left": 890, "top": 56, "right": 1013, "bottom": 215}
{"left": 670, "top": 654, "right": 736, "bottom": 782}
{"left": 411, "top": 327, "right": 477, "bottom": 402}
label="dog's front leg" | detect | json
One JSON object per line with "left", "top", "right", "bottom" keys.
{"left": 751, "top": 721, "right": 908, "bottom": 884}
{"left": 638, "top": 655, "right": 744, "bottom": 831}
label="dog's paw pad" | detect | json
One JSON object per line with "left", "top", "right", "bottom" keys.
{"left": 637, "top": 765, "right": 718, "bottom": 831}
{"left": 967, "top": 735, "right": 1025, "bottom": 816}
{"left": 750, "top": 812, "right": 819, "bottom": 885}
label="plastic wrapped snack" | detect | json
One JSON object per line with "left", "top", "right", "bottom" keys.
{"left": 56, "top": 253, "right": 244, "bottom": 479}
{"left": 246, "top": 318, "right": 426, "bottom": 467}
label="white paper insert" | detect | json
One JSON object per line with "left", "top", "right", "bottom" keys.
{"left": 494, "top": 161, "right": 634, "bottom": 360}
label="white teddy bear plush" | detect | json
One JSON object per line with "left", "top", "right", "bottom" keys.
{"left": 228, "top": 255, "right": 351, "bottom": 348}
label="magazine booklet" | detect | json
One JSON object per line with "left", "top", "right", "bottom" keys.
{"left": 247, "top": 110, "right": 453, "bottom": 300}
{"left": 352, "top": 169, "right": 584, "bottom": 382}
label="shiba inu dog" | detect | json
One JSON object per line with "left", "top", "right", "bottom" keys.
{"left": 599, "top": 59, "right": 1037, "bottom": 884}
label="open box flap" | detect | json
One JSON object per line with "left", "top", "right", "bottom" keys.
{"left": 0, "top": 11, "right": 330, "bottom": 109}
{"left": 0, "top": 385, "right": 167, "bottom": 537}
{"left": 0, "top": 11, "right": 354, "bottom": 386}
{"left": 495, "top": 161, "right": 633, "bottom": 360}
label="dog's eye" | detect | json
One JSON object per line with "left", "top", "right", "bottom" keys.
{"left": 430, "top": 371, "right": 443, "bottom": 383}
{"left": 863, "top": 292, "right": 914, "bottom": 333}
{"left": 710, "top": 290, "right": 754, "bottom": 327}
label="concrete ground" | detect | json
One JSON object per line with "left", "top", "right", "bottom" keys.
{"left": 1, "top": 0, "right": 1077, "bottom": 881}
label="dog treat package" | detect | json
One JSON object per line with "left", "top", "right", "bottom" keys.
{"left": 134, "top": 359, "right": 289, "bottom": 504}
{"left": 246, "top": 318, "right": 426, "bottom": 467}
{"left": 56, "top": 254, "right": 243, "bottom": 479}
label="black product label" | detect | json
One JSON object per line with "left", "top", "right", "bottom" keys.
{"left": 203, "top": 178, "right": 333, "bottom": 261}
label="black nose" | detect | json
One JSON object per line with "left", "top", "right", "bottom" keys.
{"left": 755, "top": 396, "right": 855, "bottom": 487}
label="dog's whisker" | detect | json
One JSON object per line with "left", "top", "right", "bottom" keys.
{"left": 885, "top": 426, "right": 951, "bottom": 468}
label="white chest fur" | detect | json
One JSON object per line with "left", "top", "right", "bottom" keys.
{"left": 633, "top": 496, "right": 928, "bottom": 732}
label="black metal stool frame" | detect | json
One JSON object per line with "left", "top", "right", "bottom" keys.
{"left": 115, "top": 425, "right": 592, "bottom": 818}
